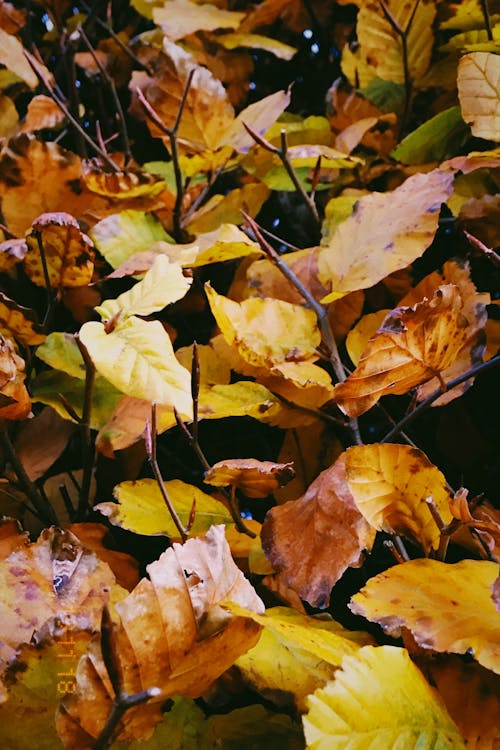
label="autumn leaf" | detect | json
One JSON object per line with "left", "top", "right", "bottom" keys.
{"left": 0, "top": 291, "right": 46, "bottom": 346}
{"left": 206, "top": 283, "right": 320, "bottom": 368}
{"left": 350, "top": 558, "right": 500, "bottom": 674}
{"left": 152, "top": 0, "right": 245, "bottom": 40}
{"left": 96, "top": 478, "right": 233, "bottom": 536}
{"left": 261, "top": 455, "right": 376, "bottom": 608}
{"left": 333, "top": 282, "right": 488, "bottom": 417}
{"left": 25, "top": 212, "right": 95, "bottom": 289}
{"left": 344, "top": 443, "right": 453, "bottom": 554}
{"left": 318, "top": 170, "right": 454, "bottom": 301}
{"left": 56, "top": 526, "right": 264, "bottom": 747}
{"left": 79, "top": 316, "right": 193, "bottom": 416}
{"left": 89, "top": 210, "right": 173, "bottom": 270}
{"left": 0, "top": 27, "right": 40, "bottom": 88}
{"left": 21, "top": 94, "right": 66, "bottom": 132}
{"left": 204, "top": 458, "right": 295, "bottom": 498}
{"left": 81, "top": 157, "right": 166, "bottom": 199}
{"left": 0, "top": 333, "right": 31, "bottom": 421}
{"left": 457, "top": 52, "right": 500, "bottom": 141}
{"left": 231, "top": 605, "right": 373, "bottom": 711}
{"left": 303, "top": 645, "right": 465, "bottom": 750}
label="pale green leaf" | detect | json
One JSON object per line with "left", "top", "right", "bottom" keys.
{"left": 391, "top": 107, "right": 470, "bottom": 165}
{"left": 36, "top": 332, "right": 86, "bottom": 379}
{"left": 90, "top": 211, "right": 172, "bottom": 269}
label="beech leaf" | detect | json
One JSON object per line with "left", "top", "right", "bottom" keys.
{"left": 344, "top": 444, "right": 453, "bottom": 553}
{"left": 89, "top": 210, "right": 173, "bottom": 270}
{"left": 350, "top": 559, "right": 500, "bottom": 674}
{"left": 153, "top": 0, "right": 245, "bottom": 41}
{"left": 318, "top": 170, "right": 454, "bottom": 301}
{"left": 204, "top": 459, "right": 295, "bottom": 498}
{"left": 261, "top": 455, "right": 376, "bottom": 608}
{"left": 303, "top": 645, "right": 465, "bottom": 750}
{"left": 457, "top": 52, "right": 500, "bottom": 140}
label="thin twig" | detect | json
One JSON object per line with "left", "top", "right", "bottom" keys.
{"left": 32, "top": 230, "right": 55, "bottom": 330}
{"left": 464, "top": 230, "right": 500, "bottom": 267}
{"left": 391, "top": 533, "right": 411, "bottom": 562}
{"left": 75, "top": 336, "right": 96, "bottom": 519}
{"left": 0, "top": 427, "right": 58, "bottom": 525}
{"left": 480, "top": 0, "right": 494, "bottom": 40}
{"left": 145, "top": 403, "right": 188, "bottom": 541}
{"left": 24, "top": 50, "right": 121, "bottom": 171}
{"left": 243, "top": 122, "right": 320, "bottom": 226}
{"left": 383, "top": 539, "right": 406, "bottom": 564}
{"left": 381, "top": 355, "right": 500, "bottom": 443}
{"left": 135, "top": 71, "right": 195, "bottom": 241}
{"left": 78, "top": 26, "right": 132, "bottom": 163}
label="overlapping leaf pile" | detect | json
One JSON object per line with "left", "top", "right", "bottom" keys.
{"left": 0, "top": 0, "right": 499, "bottom": 748}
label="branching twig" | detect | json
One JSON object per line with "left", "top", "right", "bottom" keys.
{"left": 135, "top": 71, "right": 195, "bottom": 241}
{"left": 242, "top": 122, "right": 320, "bottom": 226}
{"left": 145, "top": 403, "right": 188, "bottom": 541}
{"left": 0, "top": 427, "right": 58, "bottom": 525}
{"left": 75, "top": 336, "right": 96, "bottom": 519}
{"left": 24, "top": 50, "right": 121, "bottom": 171}
{"left": 381, "top": 355, "right": 500, "bottom": 443}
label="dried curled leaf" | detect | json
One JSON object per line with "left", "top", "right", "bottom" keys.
{"left": 25, "top": 212, "right": 94, "bottom": 289}
{"left": 56, "top": 526, "right": 264, "bottom": 747}
{"left": 350, "top": 558, "right": 500, "bottom": 674}
{"left": 261, "top": 455, "right": 376, "bottom": 608}
{"left": 333, "top": 283, "right": 487, "bottom": 417}
{"left": 204, "top": 458, "right": 295, "bottom": 498}
{"left": 344, "top": 443, "right": 453, "bottom": 554}
{"left": 0, "top": 334, "right": 31, "bottom": 421}
{"left": 303, "top": 645, "right": 465, "bottom": 750}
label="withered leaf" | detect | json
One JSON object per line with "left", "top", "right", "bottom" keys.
{"left": 204, "top": 458, "right": 295, "bottom": 498}
{"left": 261, "top": 455, "right": 376, "bottom": 608}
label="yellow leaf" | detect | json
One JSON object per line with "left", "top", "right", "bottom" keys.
{"left": 232, "top": 605, "right": 372, "bottom": 711}
{"left": 186, "top": 182, "right": 270, "bottom": 234}
{"left": 56, "top": 526, "right": 264, "bottom": 746}
{"left": 25, "top": 212, "right": 94, "bottom": 289}
{"left": 218, "top": 32, "right": 297, "bottom": 60}
{"left": 96, "top": 478, "right": 233, "bottom": 536}
{"left": 21, "top": 94, "right": 65, "bottom": 133}
{"left": 318, "top": 170, "right": 454, "bottom": 299}
{"left": 96, "top": 255, "right": 191, "bottom": 320}
{"left": 204, "top": 458, "right": 295, "bottom": 498}
{"left": 81, "top": 158, "right": 165, "bottom": 199}
{"left": 90, "top": 210, "right": 172, "bottom": 269}
{"left": 79, "top": 316, "right": 193, "bottom": 416}
{"left": 350, "top": 559, "right": 500, "bottom": 674}
{"left": 345, "top": 309, "right": 390, "bottom": 367}
{"left": 457, "top": 52, "right": 500, "bottom": 140}
{"left": 262, "top": 455, "right": 376, "bottom": 608}
{"left": 0, "top": 93, "right": 19, "bottom": 139}
{"left": 344, "top": 443, "right": 453, "bottom": 553}
{"left": 0, "top": 292, "right": 45, "bottom": 346}
{"left": 0, "top": 28, "right": 39, "bottom": 88}
{"left": 333, "top": 283, "right": 488, "bottom": 417}
{"left": 303, "top": 645, "right": 465, "bottom": 750}
{"left": 153, "top": 0, "right": 244, "bottom": 40}
{"left": 176, "top": 340, "right": 231, "bottom": 386}
{"left": 206, "top": 283, "right": 321, "bottom": 368}
{"left": 259, "top": 360, "right": 335, "bottom": 410}
{"left": 355, "top": 0, "right": 436, "bottom": 85}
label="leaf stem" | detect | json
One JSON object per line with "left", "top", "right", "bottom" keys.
{"left": 32, "top": 230, "right": 55, "bottom": 330}
{"left": 480, "top": 0, "right": 494, "bottom": 40}
{"left": 75, "top": 336, "right": 96, "bottom": 519}
{"left": 145, "top": 403, "right": 188, "bottom": 541}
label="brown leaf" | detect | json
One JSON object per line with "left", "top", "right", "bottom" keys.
{"left": 21, "top": 94, "right": 66, "bottom": 132}
{"left": 14, "top": 407, "right": 75, "bottom": 481}
{"left": 333, "top": 282, "right": 488, "bottom": 417}
{"left": 56, "top": 526, "right": 263, "bottom": 746}
{"left": 0, "top": 334, "right": 31, "bottom": 421}
{"left": 0, "top": 238, "right": 28, "bottom": 271}
{"left": 204, "top": 458, "right": 295, "bottom": 498}
{"left": 261, "top": 455, "right": 376, "bottom": 608}
{"left": 68, "top": 523, "right": 139, "bottom": 592}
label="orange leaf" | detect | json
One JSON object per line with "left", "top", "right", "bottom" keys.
{"left": 261, "top": 455, "right": 376, "bottom": 608}
{"left": 25, "top": 212, "right": 94, "bottom": 289}
{"left": 204, "top": 458, "right": 295, "bottom": 498}
{"left": 333, "top": 283, "right": 487, "bottom": 417}
{"left": 56, "top": 526, "right": 263, "bottom": 746}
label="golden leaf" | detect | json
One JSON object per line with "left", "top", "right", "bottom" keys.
{"left": 153, "top": 0, "right": 244, "bottom": 40}
{"left": 458, "top": 52, "right": 500, "bottom": 140}
{"left": 262, "top": 455, "right": 376, "bottom": 608}
{"left": 344, "top": 443, "right": 453, "bottom": 553}
{"left": 81, "top": 157, "right": 166, "bottom": 199}
{"left": 24, "top": 212, "right": 94, "bottom": 289}
{"left": 0, "top": 27, "right": 39, "bottom": 88}
{"left": 204, "top": 458, "right": 295, "bottom": 498}
{"left": 205, "top": 283, "right": 321, "bottom": 368}
{"left": 56, "top": 526, "right": 264, "bottom": 746}
{"left": 21, "top": 94, "right": 66, "bottom": 132}
{"left": 303, "top": 645, "right": 465, "bottom": 749}
{"left": 333, "top": 283, "right": 487, "bottom": 417}
{"left": 318, "top": 169, "right": 454, "bottom": 301}
{"left": 350, "top": 558, "right": 500, "bottom": 673}
{"left": 0, "top": 291, "right": 45, "bottom": 346}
